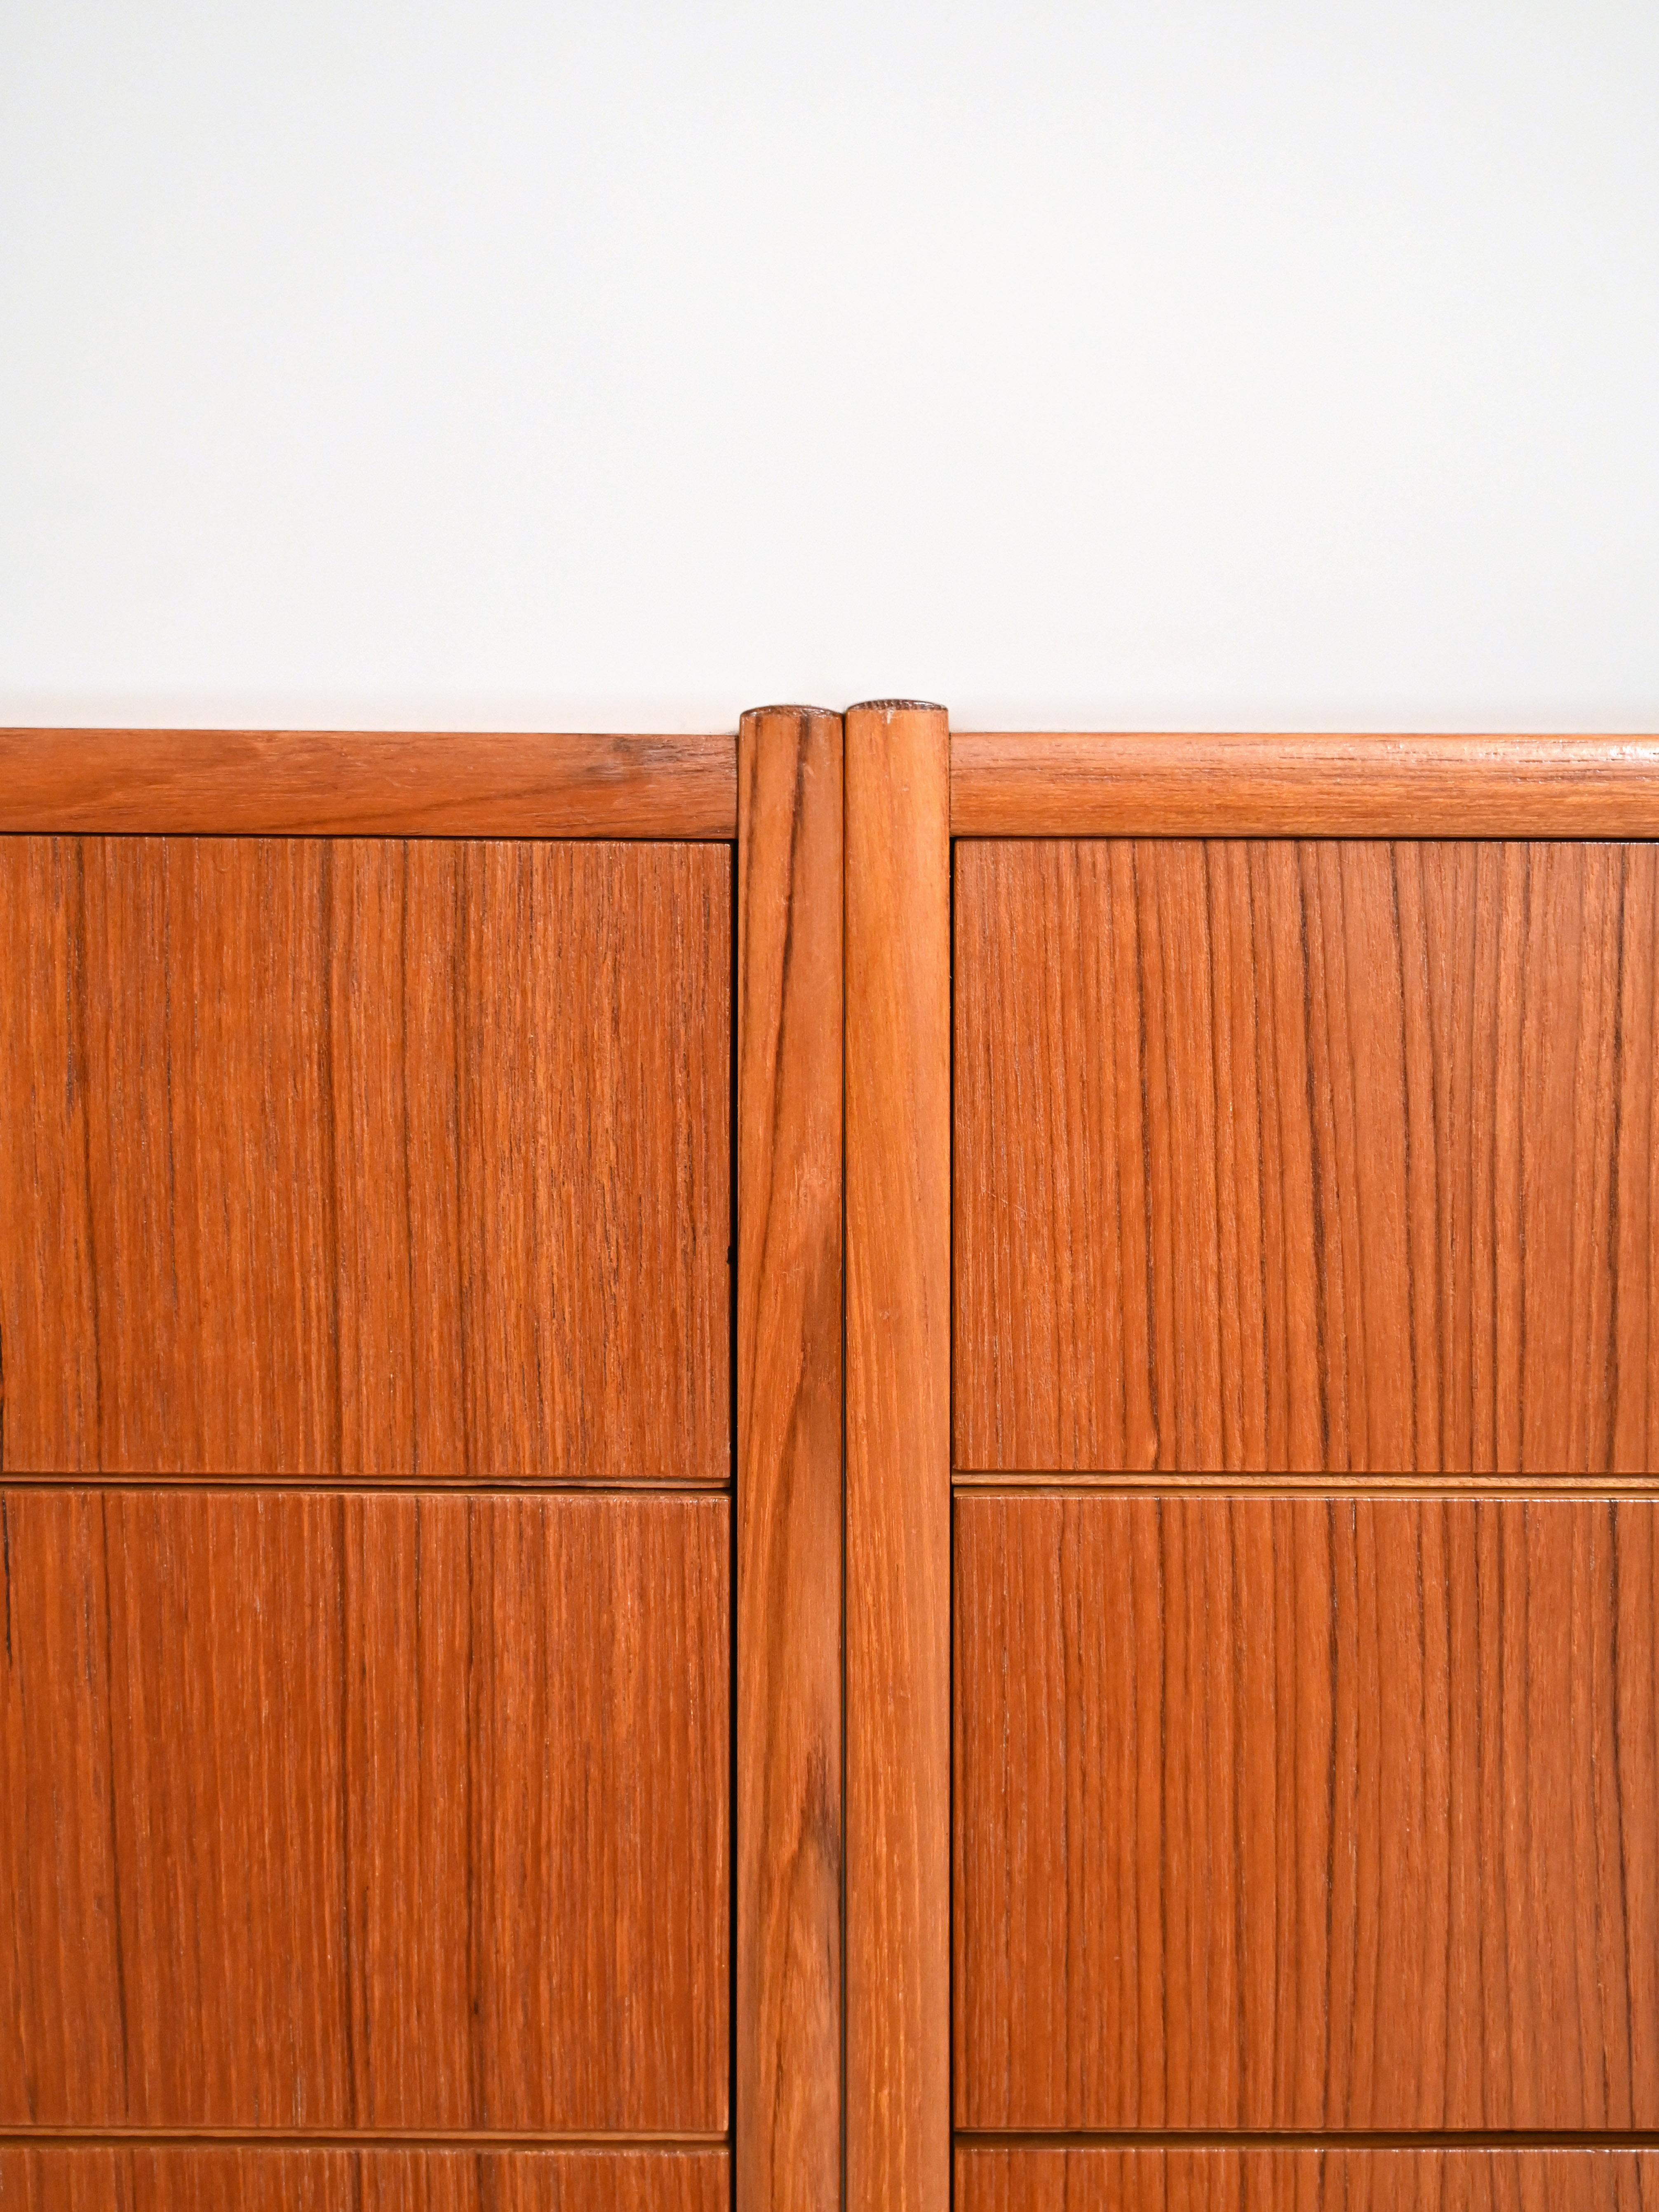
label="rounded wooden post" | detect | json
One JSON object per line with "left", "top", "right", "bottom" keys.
{"left": 736, "top": 705, "right": 845, "bottom": 2212}
{"left": 843, "top": 700, "right": 952, "bottom": 2212}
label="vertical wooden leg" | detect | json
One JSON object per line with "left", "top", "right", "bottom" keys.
{"left": 736, "top": 706, "right": 845, "bottom": 2212}
{"left": 844, "top": 700, "right": 952, "bottom": 2212}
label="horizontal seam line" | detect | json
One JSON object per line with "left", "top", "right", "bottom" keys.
{"left": 0, "top": 2130, "right": 730, "bottom": 2151}
{"left": 0, "top": 831, "right": 736, "bottom": 848}
{"left": 951, "top": 1474, "right": 1659, "bottom": 1496}
{"left": 953, "top": 2130, "right": 1659, "bottom": 2151}
{"left": 947, "top": 831, "right": 1658, "bottom": 845}
{"left": 0, "top": 1478, "right": 732, "bottom": 1495}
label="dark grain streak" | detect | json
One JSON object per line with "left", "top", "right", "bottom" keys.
{"left": 96, "top": 1495, "right": 132, "bottom": 2117}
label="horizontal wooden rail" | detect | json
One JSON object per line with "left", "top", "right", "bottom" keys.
{"left": 951, "top": 731, "right": 1659, "bottom": 837}
{"left": 20, "top": 726, "right": 1657, "bottom": 840}
{"left": 0, "top": 728, "right": 737, "bottom": 837}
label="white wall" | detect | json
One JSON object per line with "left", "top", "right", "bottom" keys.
{"left": 3, "top": 2, "right": 1657, "bottom": 733}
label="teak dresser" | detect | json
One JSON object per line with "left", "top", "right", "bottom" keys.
{"left": 3, "top": 712, "right": 1657, "bottom": 2211}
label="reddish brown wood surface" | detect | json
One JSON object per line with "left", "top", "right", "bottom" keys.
{"left": 0, "top": 1489, "right": 729, "bottom": 2130}
{"left": 954, "top": 838, "right": 1659, "bottom": 1474}
{"left": 950, "top": 732, "right": 1659, "bottom": 837}
{"left": 954, "top": 1493, "right": 1659, "bottom": 2132}
{"left": 736, "top": 709, "right": 844, "bottom": 2212}
{"left": 0, "top": 836, "right": 729, "bottom": 1478}
{"left": 0, "top": 729, "right": 737, "bottom": 837}
{"left": 0, "top": 2147, "right": 729, "bottom": 2209}
{"left": 844, "top": 703, "right": 952, "bottom": 2212}
{"left": 955, "top": 2147, "right": 1659, "bottom": 2211}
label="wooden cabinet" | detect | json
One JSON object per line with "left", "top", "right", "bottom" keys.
{"left": 4, "top": 720, "right": 1659, "bottom": 2210}
{"left": 0, "top": 749, "right": 740, "bottom": 2206}
{"left": 937, "top": 775, "right": 1659, "bottom": 2210}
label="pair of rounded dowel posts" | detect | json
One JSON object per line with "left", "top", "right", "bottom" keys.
{"left": 737, "top": 702, "right": 950, "bottom": 2212}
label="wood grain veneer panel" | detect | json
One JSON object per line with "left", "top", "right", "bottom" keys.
{"left": 0, "top": 1490, "right": 728, "bottom": 2130}
{"left": 953, "top": 1493, "right": 1659, "bottom": 2131}
{"left": 845, "top": 704, "right": 952, "bottom": 2212}
{"left": 0, "top": 836, "right": 729, "bottom": 1478}
{"left": 950, "top": 732, "right": 1659, "bottom": 838}
{"left": 0, "top": 2147, "right": 730, "bottom": 2210}
{"left": 736, "top": 709, "right": 844, "bottom": 2212}
{"left": 954, "top": 838, "right": 1659, "bottom": 1474}
{"left": 0, "top": 728, "right": 737, "bottom": 837}
{"left": 955, "top": 2147, "right": 1659, "bottom": 2212}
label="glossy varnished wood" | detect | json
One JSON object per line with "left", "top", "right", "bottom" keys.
{"left": 0, "top": 2146, "right": 730, "bottom": 2209}
{"left": 954, "top": 1493, "right": 1659, "bottom": 2131}
{"left": 0, "top": 729, "right": 737, "bottom": 837}
{"left": 950, "top": 733, "right": 1659, "bottom": 837}
{"left": 0, "top": 836, "right": 729, "bottom": 1478}
{"left": 955, "top": 2146, "right": 1659, "bottom": 2211}
{"left": 736, "top": 707, "right": 844, "bottom": 2212}
{"left": 954, "top": 838, "right": 1659, "bottom": 1473}
{"left": 844, "top": 703, "right": 952, "bottom": 2212}
{"left": 0, "top": 1490, "right": 728, "bottom": 2130}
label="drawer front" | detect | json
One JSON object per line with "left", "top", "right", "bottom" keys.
{"left": 0, "top": 1489, "right": 728, "bottom": 2130}
{"left": 954, "top": 1493, "right": 1659, "bottom": 2131}
{"left": 0, "top": 2148, "right": 731, "bottom": 2210}
{"left": 956, "top": 2148, "right": 1659, "bottom": 2212}
{"left": 954, "top": 838, "right": 1659, "bottom": 1474}
{"left": 0, "top": 836, "right": 730, "bottom": 1479}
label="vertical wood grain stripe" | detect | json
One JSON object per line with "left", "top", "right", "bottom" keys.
{"left": 736, "top": 708, "right": 844, "bottom": 2212}
{"left": 844, "top": 702, "right": 951, "bottom": 2212}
